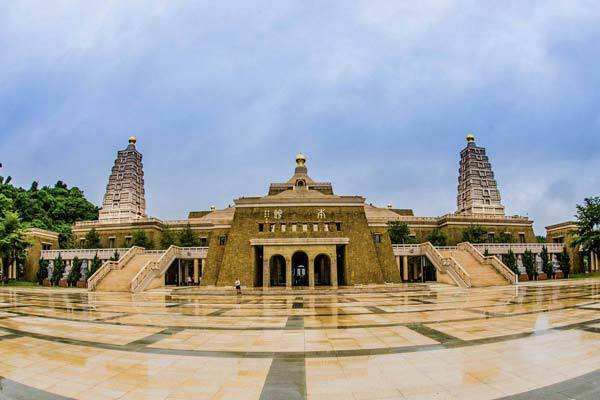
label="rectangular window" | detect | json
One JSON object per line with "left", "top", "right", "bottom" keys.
{"left": 292, "top": 224, "right": 297, "bottom": 232}
{"left": 219, "top": 235, "right": 227, "bottom": 245}
{"left": 270, "top": 224, "right": 275, "bottom": 233}
{"left": 258, "top": 223, "right": 264, "bottom": 232}
{"left": 42, "top": 243, "right": 52, "bottom": 251}
{"left": 199, "top": 237, "right": 208, "bottom": 247}
{"left": 373, "top": 233, "right": 382, "bottom": 244}
{"left": 108, "top": 237, "right": 116, "bottom": 248}
{"left": 336, "top": 222, "right": 342, "bottom": 231}
{"left": 313, "top": 224, "right": 318, "bottom": 232}
{"left": 124, "top": 236, "right": 132, "bottom": 247}
{"left": 519, "top": 233, "right": 525, "bottom": 243}
{"left": 281, "top": 224, "right": 286, "bottom": 232}
{"left": 302, "top": 224, "right": 308, "bottom": 232}
{"left": 79, "top": 238, "right": 85, "bottom": 247}
{"left": 487, "top": 233, "right": 495, "bottom": 242}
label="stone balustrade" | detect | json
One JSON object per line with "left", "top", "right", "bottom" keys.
{"left": 393, "top": 242, "right": 564, "bottom": 257}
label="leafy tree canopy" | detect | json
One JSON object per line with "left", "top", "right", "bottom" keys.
{"left": 461, "top": 225, "right": 488, "bottom": 244}
{"left": 179, "top": 225, "right": 199, "bottom": 247}
{"left": 160, "top": 227, "right": 177, "bottom": 249}
{"left": 132, "top": 229, "right": 153, "bottom": 249}
{"left": 0, "top": 177, "right": 98, "bottom": 247}
{"left": 387, "top": 221, "right": 415, "bottom": 244}
{"left": 426, "top": 228, "right": 447, "bottom": 246}
{"left": 572, "top": 196, "right": 600, "bottom": 256}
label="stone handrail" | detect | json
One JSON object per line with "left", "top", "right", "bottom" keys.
{"left": 131, "top": 246, "right": 209, "bottom": 292}
{"left": 87, "top": 246, "right": 144, "bottom": 290}
{"left": 472, "top": 243, "right": 564, "bottom": 254}
{"left": 420, "top": 242, "right": 471, "bottom": 288}
{"left": 419, "top": 242, "right": 447, "bottom": 273}
{"left": 443, "top": 256, "right": 472, "bottom": 288}
{"left": 131, "top": 245, "right": 178, "bottom": 293}
{"left": 41, "top": 248, "right": 129, "bottom": 261}
{"left": 458, "top": 242, "right": 516, "bottom": 284}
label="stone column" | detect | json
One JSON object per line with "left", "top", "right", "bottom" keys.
{"left": 193, "top": 259, "right": 199, "bottom": 284}
{"left": 263, "top": 258, "right": 270, "bottom": 289}
{"left": 308, "top": 256, "right": 315, "bottom": 288}
{"left": 402, "top": 256, "right": 409, "bottom": 282}
{"left": 331, "top": 253, "right": 338, "bottom": 288}
{"left": 286, "top": 257, "right": 292, "bottom": 288}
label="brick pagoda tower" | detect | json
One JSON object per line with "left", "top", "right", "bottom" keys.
{"left": 456, "top": 134, "right": 505, "bottom": 216}
{"left": 98, "top": 136, "right": 147, "bottom": 221}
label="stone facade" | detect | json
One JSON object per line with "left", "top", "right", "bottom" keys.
{"left": 24, "top": 228, "right": 59, "bottom": 281}
{"left": 546, "top": 221, "right": 587, "bottom": 274}
{"left": 98, "top": 137, "right": 146, "bottom": 221}
{"left": 457, "top": 134, "right": 505, "bottom": 216}
{"left": 32, "top": 137, "right": 549, "bottom": 288}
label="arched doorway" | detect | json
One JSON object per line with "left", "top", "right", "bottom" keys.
{"left": 292, "top": 251, "right": 308, "bottom": 286}
{"left": 269, "top": 255, "right": 286, "bottom": 287}
{"left": 314, "top": 254, "right": 331, "bottom": 286}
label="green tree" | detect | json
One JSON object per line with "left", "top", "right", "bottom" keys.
{"left": 559, "top": 247, "right": 571, "bottom": 278}
{"left": 110, "top": 250, "right": 120, "bottom": 261}
{"left": 160, "top": 227, "right": 177, "bottom": 249}
{"left": 84, "top": 228, "right": 102, "bottom": 249}
{"left": 87, "top": 253, "right": 102, "bottom": 278}
{"left": 387, "top": 221, "right": 414, "bottom": 244}
{"left": 178, "top": 225, "right": 199, "bottom": 247}
{"left": 461, "top": 225, "right": 487, "bottom": 244}
{"left": 572, "top": 197, "right": 600, "bottom": 269}
{"left": 67, "top": 257, "right": 83, "bottom": 286}
{"left": 496, "top": 232, "right": 513, "bottom": 243}
{"left": 132, "top": 229, "right": 153, "bottom": 249}
{"left": 536, "top": 235, "right": 546, "bottom": 243}
{"left": 523, "top": 249, "right": 536, "bottom": 280}
{"left": 0, "top": 177, "right": 98, "bottom": 248}
{"left": 51, "top": 254, "right": 65, "bottom": 285}
{"left": 0, "top": 211, "right": 31, "bottom": 281}
{"left": 426, "top": 228, "right": 447, "bottom": 246}
{"left": 540, "top": 246, "right": 553, "bottom": 279}
{"left": 36, "top": 258, "right": 49, "bottom": 285}
{"left": 505, "top": 249, "right": 518, "bottom": 275}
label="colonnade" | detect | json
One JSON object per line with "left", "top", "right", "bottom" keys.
{"left": 262, "top": 252, "right": 338, "bottom": 288}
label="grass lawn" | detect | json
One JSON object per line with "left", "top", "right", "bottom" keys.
{"left": 568, "top": 271, "right": 600, "bottom": 280}
{"left": 0, "top": 280, "right": 39, "bottom": 287}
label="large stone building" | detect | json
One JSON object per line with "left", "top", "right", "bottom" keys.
{"left": 37, "top": 135, "right": 571, "bottom": 291}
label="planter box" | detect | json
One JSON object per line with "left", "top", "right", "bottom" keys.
{"left": 76, "top": 281, "right": 88, "bottom": 289}
{"left": 42, "top": 278, "right": 52, "bottom": 287}
{"left": 58, "top": 279, "right": 69, "bottom": 288}
{"left": 518, "top": 274, "right": 529, "bottom": 282}
{"left": 554, "top": 271, "right": 564, "bottom": 279}
{"left": 538, "top": 273, "right": 548, "bottom": 281}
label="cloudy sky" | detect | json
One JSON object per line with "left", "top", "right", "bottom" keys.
{"left": 1, "top": 1, "right": 599, "bottom": 233}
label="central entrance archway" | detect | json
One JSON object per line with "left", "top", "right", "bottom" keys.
{"left": 292, "top": 251, "right": 309, "bottom": 286}
{"left": 269, "top": 255, "right": 286, "bottom": 287}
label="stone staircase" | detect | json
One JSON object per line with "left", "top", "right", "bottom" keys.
{"left": 438, "top": 244, "right": 512, "bottom": 287}
{"left": 93, "top": 252, "right": 161, "bottom": 292}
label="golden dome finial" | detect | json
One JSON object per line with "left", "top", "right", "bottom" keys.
{"left": 295, "top": 152, "right": 306, "bottom": 166}
{"left": 466, "top": 133, "right": 475, "bottom": 143}
{"left": 128, "top": 136, "right": 137, "bottom": 145}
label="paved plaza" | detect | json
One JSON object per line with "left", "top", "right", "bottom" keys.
{"left": 0, "top": 280, "right": 598, "bottom": 399}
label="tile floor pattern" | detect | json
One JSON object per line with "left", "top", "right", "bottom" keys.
{"left": 0, "top": 280, "right": 597, "bottom": 399}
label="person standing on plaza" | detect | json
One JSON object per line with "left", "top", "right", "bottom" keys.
{"left": 235, "top": 278, "right": 241, "bottom": 295}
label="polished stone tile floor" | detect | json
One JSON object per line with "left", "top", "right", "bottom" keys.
{"left": 0, "top": 279, "right": 598, "bottom": 399}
